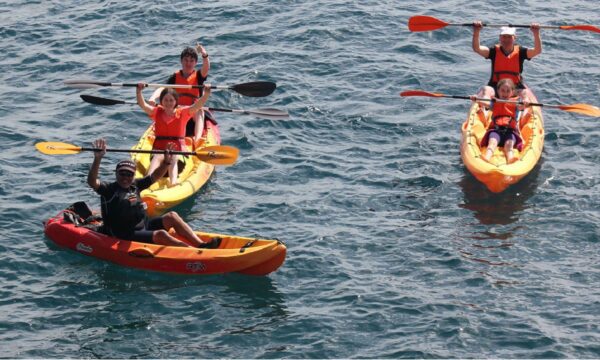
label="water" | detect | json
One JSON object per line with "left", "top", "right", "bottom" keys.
{"left": 1, "top": 0, "right": 599, "bottom": 358}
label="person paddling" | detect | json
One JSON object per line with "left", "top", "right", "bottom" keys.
{"left": 472, "top": 79, "right": 530, "bottom": 164}
{"left": 87, "top": 138, "right": 214, "bottom": 248}
{"left": 149, "top": 44, "right": 210, "bottom": 147}
{"left": 136, "top": 82, "right": 211, "bottom": 186}
{"left": 472, "top": 21, "right": 542, "bottom": 103}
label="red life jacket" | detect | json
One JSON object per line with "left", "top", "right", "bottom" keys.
{"left": 174, "top": 70, "right": 200, "bottom": 106}
{"left": 491, "top": 44, "right": 522, "bottom": 86}
{"left": 491, "top": 97, "right": 520, "bottom": 129}
{"left": 150, "top": 106, "right": 192, "bottom": 151}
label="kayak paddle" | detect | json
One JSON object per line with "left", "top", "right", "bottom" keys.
{"left": 79, "top": 94, "right": 290, "bottom": 120}
{"left": 408, "top": 15, "right": 600, "bottom": 34}
{"left": 64, "top": 80, "right": 277, "bottom": 97}
{"left": 35, "top": 142, "right": 239, "bottom": 165}
{"left": 400, "top": 90, "right": 600, "bottom": 117}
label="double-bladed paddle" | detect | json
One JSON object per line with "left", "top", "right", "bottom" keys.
{"left": 400, "top": 90, "right": 600, "bottom": 117}
{"left": 35, "top": 142, "right": 239, "bottom": 166}
{"left": 64, "top": 80, "right": 277, "bottom": 97}
{"left": 79, "top": 94, "right": 290, "bottom": 120}
{"left": 408, "top": 15, "right": 600, "bottom": 34}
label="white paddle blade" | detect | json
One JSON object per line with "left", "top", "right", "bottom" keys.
{"left": 251, "top": 108, "right": 290, "bottom": 120}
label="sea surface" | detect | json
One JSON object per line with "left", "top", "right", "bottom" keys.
{"left": 1, "top": 0, "right": 599, "bottom": 358}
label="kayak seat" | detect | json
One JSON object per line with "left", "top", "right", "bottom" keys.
{"left": 63, "top": 201, "right": 103, "bottom": 231}
{"left": 198, "top": 237, "right": 222, "bottom": 249}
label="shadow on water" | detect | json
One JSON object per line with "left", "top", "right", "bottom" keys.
{"left": 458, "top": 160, "right": 543, "bottom": 226}
{"left": 61, "top": 265, "right": 289, "bottom": 358}
{"left": 94, "top": 260, "right": 287, "bottom": 307}
{"left": 455, "top": 161, "right": 543, "bottom": 285}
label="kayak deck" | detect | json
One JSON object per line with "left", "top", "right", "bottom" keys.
{"left": 131, "top": 116, "right": 221, "bottom": 216}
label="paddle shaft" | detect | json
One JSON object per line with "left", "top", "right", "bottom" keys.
{"left": 76, "top": 82, "right": 232, "bottom": 90}
{"left": 81, "top": 147, "right": 210, "bottom": 157}
{"left": 65, "top": 80, "right": 276, "bottom": 97}
{"left": 446, "top": 23, "right": 560, "bottom": 30}
{"left": 442, "top": 94, "right": 549, "bottom": 107}
{"left": 79, "top": 95, "right": 289, "bottom": 118}
{"left": 208, "top": 107, "right": 251, "bottom": 115}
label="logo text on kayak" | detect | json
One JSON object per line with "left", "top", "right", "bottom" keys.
{"left": 76, "top": 242, "right": 93, "bottom": 254}
{"left": 186, "top": 262, "right": 206, "bottom": 272}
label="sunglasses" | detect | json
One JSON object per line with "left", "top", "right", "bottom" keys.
{"left": 117, "top": 171, "right": 134, "bottom": 177}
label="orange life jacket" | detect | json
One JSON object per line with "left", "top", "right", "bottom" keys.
{"left": 491, "top": 97, "right": 520, "bottom": 129}
{"left": 491, "top": 44, "right": 522, "bottom": 86}
{"left": 174, "top": 70, "right": 200, "bottom": 106}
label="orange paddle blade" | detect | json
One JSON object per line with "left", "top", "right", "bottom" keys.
{"left": 559, "top": 25, "right": 600, "bottom": 34}
{"left": 408, "top": 15, "right": 449, "bottom": 32}
{"left": 400, "top": 90, "right": 445, "bottom": 98}
{"left": 557, "top": 103, "right": 600, "bottom": 117}
{"left": 195, "top": 145, "right": 239, "bottom": 165}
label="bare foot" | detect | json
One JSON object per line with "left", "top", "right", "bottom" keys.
{"left": 507, "top": 156, "right": 519, "bottom": 164}
{"left": 481, "top": 149, "right": 493, "bottom": 163}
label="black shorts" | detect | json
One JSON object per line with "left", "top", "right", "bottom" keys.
{"left": 124, "top": 216, "right": 165, "bottom": 244}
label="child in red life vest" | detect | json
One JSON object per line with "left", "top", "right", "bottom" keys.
{"left": 136, "top": 82, "right": 211, "bottom": 185}
{"left": 474, "top": 78, "right": 530, "bottom": 164}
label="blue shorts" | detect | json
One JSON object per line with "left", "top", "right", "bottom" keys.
{"left": 488, "top": 130, "right": 517, "bottom": 147}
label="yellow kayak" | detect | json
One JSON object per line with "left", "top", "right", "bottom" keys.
{"left": 460, "top": 93, "right": 544, "bottom": 193}
{"left": 130, "top": 115, "right": 220, "bottom": 216}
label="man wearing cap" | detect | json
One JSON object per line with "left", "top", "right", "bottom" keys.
{"left": 472, "top": 21, "right": 542, "bottom": 101}
{"left": 87, "top": 138, "right": 212, "bottom": 248}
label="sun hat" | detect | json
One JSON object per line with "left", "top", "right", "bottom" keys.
{"left": 500, "top": 26, "right": 516, "bottom": 36}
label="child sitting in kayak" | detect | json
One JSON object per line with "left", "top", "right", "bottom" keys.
{"left": 472, "top": 78, "right": 530, "bottom": 164}
{"left": 136, "top": 82, "right": 210, "bottom": 185}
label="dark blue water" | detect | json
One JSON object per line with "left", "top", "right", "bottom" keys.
{"left": 1, "top": 1, "right": 599, "bottom": 358}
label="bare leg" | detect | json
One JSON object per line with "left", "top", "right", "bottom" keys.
{"left": 517, "top": 87, "right": 533, "bottom": 102}
{"left": 482, "top": 137, "right": 498, "bottom": 163}
{"left": 504, "top": 139, "right": 518, "bottom": 164}
{"left": 477, "top": 86, "right": 495, "bottom": 109}
{"left": 147, "top": 154, "right": 164, "bottom": 176}
{"left": 152, "top": 229, "right": 194, "bottom": 247}
{"left": 168, "top": 155, "right": 179, "bottom": 186}
{"left": 161, "top": 211, "right": 204, "bottom": 247}
{"left": 194, "top": 110, "right": 205, "bottom": 146}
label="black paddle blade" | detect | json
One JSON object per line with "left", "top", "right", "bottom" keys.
{"left": 80, "top": 95, "right": 126, "bottom": 106}
{"left": 230, "top": 81, "right": 277, "bottom": 97}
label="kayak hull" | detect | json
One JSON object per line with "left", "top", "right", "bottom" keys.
{"left": 131, "top": 115, "right": 221, "bottom": 217}
{"left": 44, "top": 211, "right": 286, "bottom": 276}
{"left": 460, "top": 92, "right": 545, "bottom": 193}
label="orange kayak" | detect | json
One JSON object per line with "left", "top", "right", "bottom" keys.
{"left": 460, "top": 91, "right": 545, "bottom": 192}
{"left": 44, "top": 210, "right": 286, "bottom": 276}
